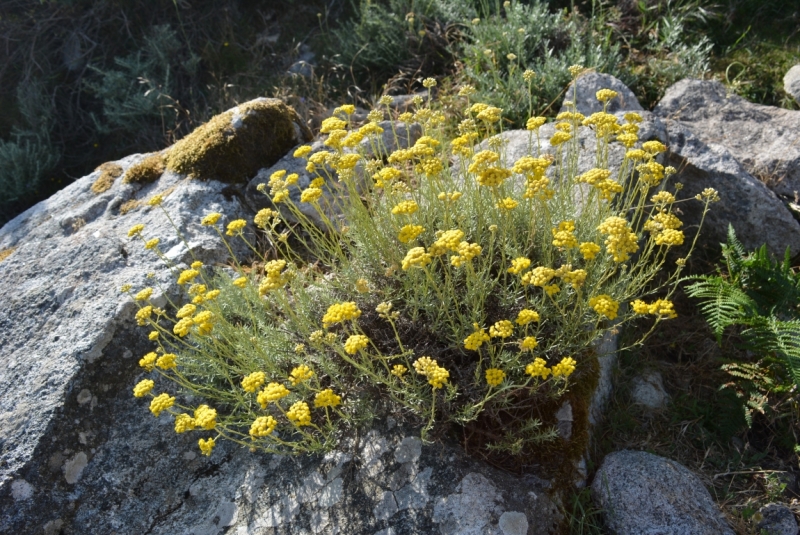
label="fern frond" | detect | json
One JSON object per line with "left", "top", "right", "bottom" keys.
{"left": 684, "top": 276, "right": 755, "bottom": 339}
{"left": 742, "top": 318, "right": 800, "bottom": 387}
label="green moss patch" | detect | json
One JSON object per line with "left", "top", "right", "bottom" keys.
{"left": 123, "top": 153, "right": 166, "bottom": 184}
{"left": 90, "top": 163, "right": 123, "bottom": 194}
{"left": 165, "top": 99, "right": 306, "bottom": 183}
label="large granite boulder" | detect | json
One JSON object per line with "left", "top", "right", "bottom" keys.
{"left": 592, "top": 450, "right": 734, "bottom": 535}
{"left": 654, "top": 79, "right": 800, "bottom": 201}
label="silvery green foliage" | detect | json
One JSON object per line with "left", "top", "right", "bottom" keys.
{"left": 459, "top": 1, "right": 624, "bottom": 126}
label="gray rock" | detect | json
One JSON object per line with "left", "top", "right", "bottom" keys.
{"left": 654, "top": 78, "right": 800, "bottom": 200}
{"left": 560, "top": 72, "right": 643, "bottom": 116}
{"left": 631, "top": 371, "right": 670, "bottom": 410}
{"left": 784, "top": 65, "right": 800, "bottom": 105}
{"left": 244, "top": 121, "right": 422, "bottom": 227}
{"left": 592, "top": 450, "right": 734, "bottom": 535}
{"left": 661, "top": 119, "right": 800, "bottom": 258}
{"left": 757, "top": 503, "right": 798, "bottom": 535}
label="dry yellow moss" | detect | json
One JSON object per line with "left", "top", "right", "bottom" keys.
{"left": 119, "top": 199, "right": 141, "bottom": 215}
{"left": 0, "top": 248, "right": 15, "bottom": 263}
{"left": 165, "top": 99, "right": 308, "bottom": 183}
{"left": 91, "top": 163, "right": 123, "bottom": 194}
{"left": 123, "top": 153, "right": 166, "bottom": 184}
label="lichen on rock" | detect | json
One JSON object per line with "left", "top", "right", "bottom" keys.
{"left": 165, "top": 98, "right": 310, "bottom": 183}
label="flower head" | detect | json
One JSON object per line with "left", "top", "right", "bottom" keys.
{"left": 289, "top": 365, "right": 314, "bottom": 385}
{"left": 257, "top": 383, "right": 290, "bottom": 408}
{"left": 314, "top": 389, "right": 342, "bottom": 408}
{"left": 287, "top": 401, "right": 312, "bottom": 426}
{"left": 149, "top": 393, "right": 175, "bottom": 417}
{"left": 133, "top": 379, "right": 155, "bottom": 398}
{"left": 198, "top": 437, "right": 215, "bottom": 456}
{"left": 485, "top": 368, "right": 505, "bottom": 387}
{"left": 250, "top": 416, "right": 278, "bottom": 438}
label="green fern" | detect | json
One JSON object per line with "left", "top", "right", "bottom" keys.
{"left": 685, "top": 225, "right": 800, "bottom": 386}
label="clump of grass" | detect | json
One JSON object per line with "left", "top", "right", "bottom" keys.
{"left": 0, "top": 248, "right": 15, "bottom": 263}
{"left": 120, "top": 75, "right": 717, "bottom": 470}
{"left": 123, "top": 154, "right": 165, "bottom": 184}
{"left": 91, "top": 162, "right": 124, "bottom": 194}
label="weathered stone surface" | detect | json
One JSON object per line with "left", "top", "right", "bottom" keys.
{"left": 757, "top": 503, "right": 799, "bottom": 535}
{"left": 244, "top": 121, "right": 421, "bottom": 226}
{"left": 784, "top": 65, "right": 800, "bottom": 105}
{"left": 661, "top": 119, "right": 800, "bottom": 258}
{"left": 654, "top": 79, "right": 800, "bottom": 200}
{"left": 592, "top": 450, "right": 734, "bottom": 535}
{"left": 631, "top": 371, "right": 670, "bottom": 410}
{"left": 560, "top": 72, "right": 643, "bottom": 116}
{"left": 0, "top": 152, "right": 252, "bottom": 491}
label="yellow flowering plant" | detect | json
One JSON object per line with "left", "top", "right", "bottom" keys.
{"left": 122, "top": 70, "right": 717, "bottom": 465}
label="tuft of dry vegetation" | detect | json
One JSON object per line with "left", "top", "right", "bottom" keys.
{"left": 90, "top": 162, "right": 123, "bottom": 194}
{"left": 123, "top": 153, "right": 165, "bottom": 184}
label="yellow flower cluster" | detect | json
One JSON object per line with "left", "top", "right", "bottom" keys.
{"left": 149, "top": 393, "right": 175, "bottom": 417}
{"left": 402, "top": 247, "right": 432, "bottom": 271}
{"left": 552, "top": 357, "right": 577, "bottom": 377}
{"left": 174, "top": 413, "right": 196, "bottom": 433}
{"left": 201, "top": 213, "right": 221, "bottom": 226}
{"left": 289, "top": 365, "right": 314, "bottom": 385}
{"left": 177, "top": 268, "right": 199, "bottom": 285}
{"left": 259, "top": 260, "right": 288, "bottom": 294}
{"left": 314, "top": 389, "right": 342, "bottom": 408}
{"left": 139, "top": 351, "right": 157, "bottom": 371}
{"left": 464, "top": 324, "right": 491, "bottom": 350}
{"left": 489, "top": 320, "right": 514, "bottom": 338}
{"left": 485, "top": 368, "right": 505, "bottom": 387}
{"left": 133, "top": 379, "right": 154, "bottom": 398}
{"left": 198, "top": 438, "right": 215, "bottom": 456}
{"left": 552, "top": 221, "right": 578, "bottom": 248}
{"left": 588, "top": 294, "right": 620, "bottom": 320}
{"left": 525, "top": 358, "right": 551, "bottom": 379}
{"left": 520, "top": 336, "right": 538, "bottom": 351}
{"left": 194, "top": 405, "right": 217, "bottom": 430}
{"left": 344, "top": 334, "right": 370, "bottom": 355}
{"left": 430, "top": 229, "right": 465, "bottom": 255}
{"left": 508, "top": 257, "right": 531, "bottom": 275}
{"left": 521, "top": 266, "right": 555, "bottom": 287}
{"left": 257, "top": 383, "right": 289, "bottom": 408}
{"left": 392, "top": 200, "right": 419, "bottom": 215}
{"left": 413, "top": 356, "right": 449, "bottom": 389}
{"left": 226, "top": 219, "right": 247, "bottom": 236}
{"left": 156, "top": 353, "right": 177, "bottom": 370}
{"left": 391, "top": 364, "right": 408, "bottom": 378}
{"left": 287, "top": 401, "right": 312, "bottom": 426}
{"left": 580, "top": 242, "right": 601, "bottom": 260}
{"left": 597, "top": 216, "right": 639, "bottom": 262}
{"left": 322, "top": 302, "right": 362, "bottom": 327}
{"left": 242, "top": 371, "right": 266, "bottom": 392}
{"left": 398, "top": 224, "right": 425, "bottom": 243}
{"left": 516, "top": 309, "right": 540, "bottom": 325}
{"left": 250, "top": 415, "right": 278, "bottom": 438}
{"left": 631, "top": 298, "right": 677, "bottom": 319}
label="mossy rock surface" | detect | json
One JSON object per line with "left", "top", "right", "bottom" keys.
{"left": 165, "top": 98, "right": 310, "bottom": 184}
{"left": 123, "top": 153, "right": 165, "bottom": 184}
